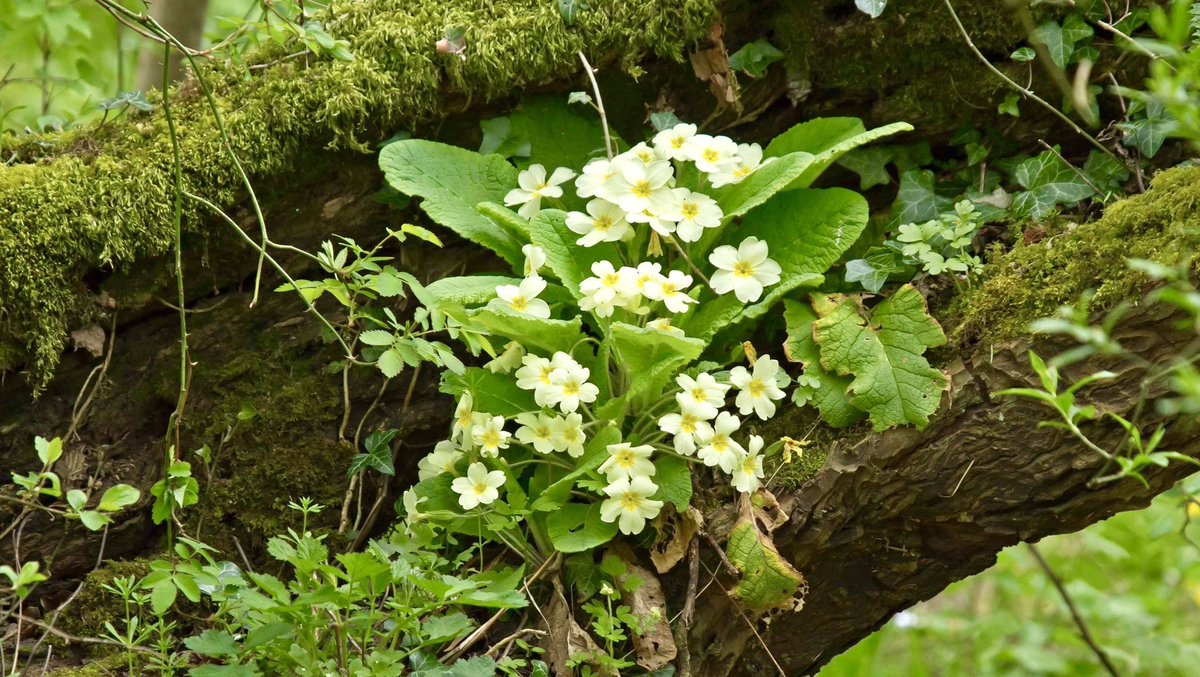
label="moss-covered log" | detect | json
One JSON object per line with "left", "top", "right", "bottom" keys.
{"left": 1, "top": 0, "right": 1195, "bottom": 674}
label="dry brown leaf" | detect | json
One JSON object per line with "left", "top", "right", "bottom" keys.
{"left": 543, "top": 578, "right": 612, "bottom": 677}
{"left": 612, "top": 554, "right": 678, "bottom": 671}
{"left": 689, "top": 19, "right": 741, "bottom": 111}
{"left": 650, "top": 506, "right": 702, "bottom": 574}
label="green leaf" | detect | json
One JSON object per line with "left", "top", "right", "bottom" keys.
{"left": 652, "top": 454, "right": 692, "bottom": 513}
{"left": 424, "top": 275, "right": 519, "bottom": 310}
{"left": 189, "top": 664, "right": 261, "bottom": 677}
{"left": 812, "top": 285, "right": 947, "bottom": 430}
{"left": 764, "top": 118, "right": 911, "bottom": 190}
{"left": 507, "top": 95, "right": 610, "bottom": 171}
{"left": 358, "top": 330, "right": 394, "bottom": 346}
{"left": 379, "top": 139, "right": 523, "bottom": 266}
{"left": 711, "top": 151, "right": 815, "bottom": 225}
{"left": 78, "top": 510, "right": 111, "bottom": 531}
{"left": 377, "top": 348, "right": 406, "bottom": 378}
{"left": 35, "top": 436, "right": 63, "bottom": 466}
{"left": 1118, "top": 101, "right": 1177, "bottom": 158}
{"left": 855, "top": 0, "right": 887, "bottom": 18}
{"left": 97, "top": 484, "right": 140, "bottom": 512}
{"left": 1011, "top": 46, "right": 1036, "bottom": 61}
{"left": 442, "top": 367, "right": 539, "bottom": 417}
{"left": 783, "top": 299, "right": 865, "bottom": 428}
{"left": 1082, "top": 150, "right": 1129, "bottom": 193}
{"left": 348, "top": 430, "right": 398, "bottom": 476}
{"left": 683, "top": 188, "right": 869, "bottom": 342}
{"left": 185, "top": 629, "right": 239, "bottom": 658}
{"left": 479, "top": 116, "right": 531, "bottom": 159}
{"left": 470, "top": 300, "right": 583, "bottom": 355}
{"left": 1010, "top": 150, "right": 1095, "bottom": 219}
{"left": 838, "top": 146, "right": 894, "bottom": 190}
{"left": 1031, "top": 19, "right": 1091, "bottom": 70}
{"left": 150, "top": 577, "right": 177, "bottom": 615}
{"left": 555, "top": 0, "right": 588, "bottom": 26}
{"left": 844, "top": 245, "right": 913, "bottom": 293}
{"left": 726, "top": 518, "right": 804, "bottom": 612}
{"left": 998, "top": 92, "right": 1021, "bottom": 118}
{"left": 449, "top": 655, "right": 499, "bottom": 677}
{"left": 66, "top": 489, "right": 87, "bottom": 512}
{"left": 727, "top": 39, "right": 784, "bottom": 78}
{"left": 609, "top": 322, "right": 706, "bottom": 405}
{"left": 530, "top": 426, "right": 621, "bottom": 512}
{"left": 547, "top": 502, "right": 620, "bottom": 553}
{"left": 893, "top": 170, "right": 953, "bottom": 224}
{"left": 526, "top": 209, "right": 620, "bottom": 303}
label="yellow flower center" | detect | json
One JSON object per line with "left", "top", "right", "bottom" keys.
{"left": 615, "top": 451, "right": 635, "bottom": 468}
{"left": 680, "top": 417, "right": 697, "bottom": 434}
{"left": 733, "top": 165, "right": 753, "bottom": 178}
{"left": 691, "top": 388, "right": 707, "bottom": 403}
{"left": 472, "top": 482, "right": 490, "bottom": 496}
{"left": 637, "top": 150, "right": 655, "bottom": 163}
{"left": 681, "top": 203, "right": 700, "bottom": 220}
{"left": 539, "top": 366, "right": 554, "bottom": 385}
{"left": 671, "top": 137, "right": 686, "bottom": 149}
{"left": 594, "top": 215, "right": 613, "bottom": 232}
{"left": 561, "top": 381, "right": 580, "bottom": 397}
{"left": 562, "top": 428, "right": 581, "bottom": 444}
{"left": 661, "top": 283, "right": 677, "bottom": 296}
{"left": 603, "top": 273, "right": 621, "bottom": 288}
{"left": 509, "top": 296, "right": 528, "bottom": 312}
{"left": 702, "top": 149, "right": 719, "bottom": 163}
{"left": 733, "top": 260, "right": 755, "bottom": 278}
{"left": 741, "top": 456, "right": 757, "bottom": 474}
{"left": 632, "top": 180, "right": 654, "bottom": 198}
{"left": 711, "top": 435, "right": 728, "bottom": 453}
{"left": 621, "top": 494, "right": 643, "bottom": 511}
{"left": 481, "top": 430, "right": 501, "bottom": 449}
{"left": 748, "top": 379, "right": 766, "bottom": 398}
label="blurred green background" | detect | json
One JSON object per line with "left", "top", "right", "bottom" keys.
{"left": 5, "top": 3, "right": 1200, "bottom": 675}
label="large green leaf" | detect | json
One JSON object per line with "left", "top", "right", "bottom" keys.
{"left": 811, "top": 285, "right": 947, "bottom": 430}
{"left": 525, "top": 209, "right": 620, "bottom": 304}
{"left": 529, "top": 425, "right": 621, "bottom": 512}
{"left": 442, "top": 367, "right": 539, "bottom": 418}
{"left": 652, "top": 453, "right": 692, "bottom": 513}
{"left": 892, "top": 169, "right": 954, "bottom": 225}
{"left": 765, "top": 118, "right": 913, "bottom": 189}
{"left": 547, "top": 502, "right": 620, "bottom": 553}
{"left": 469, "top": 300, "right": 583, "bottom": 355}
{"left": 1010, "top": 150, "right": 1095, "bottom": 219}
{"left": 425, "top": 275, "right": 522, "bottom": 310}
{"left": 726, "top": 517, "right": 804, "bottom": 612}
{"left": 507, "top": 95, "right": 611, "bottom": 171}
{"left": 609, "top": 322, "right": 706, "bottom": 405}
{"left": 682, "top": 188, "right": 869, "bottom": 342}
{"left": 782, "top": 300, "right": 865, "bottom": 428}
{"left": 380, "top": 139, "right": 523, "bottom": 266}
{"left": 711, "top": 151, "right": 815, "bottom": 224}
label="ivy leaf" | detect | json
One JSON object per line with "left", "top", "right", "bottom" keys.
{"left": 1010, "top": 150, "right": 1095, "bottom": 219}
{"left": 892, "top": 170, "right": 954, "bottom": 225}
{"left": 844, "top": 244, "right": 914, "bottom": 294}
{"left": 556, "top": 0, "right": 588, "bottom": 26}
{"left": 765, "top": 118, "right": 912, "bottom": 190}
{"left": 547, "top": 502, "right": 619, "bottom": 553}
{"left": 478, "top": 117, "right": 531, "bottom": 160}
{"left": 185, "top": 629, "right": 239, "bottom": 658}
{"left": 609, "top": 322, "right": 706, "bottom": 406}
{"left": 726, "top": 514, "right": 805, "bottom": 612}
{"left": 1082, "top": 150, "right": 1130, "bottom": 193}
{"left": 782, "top": 300, "right": 865, "bottom": 428}
{"left": 727, "top": 39, "right": 784, "bottom": 78}
{"left": 379, "top": 140, "right": 523, "bottom": 267}
{"left": 837, "top": 146, "right": 894, "bottom": 189}
{"left": 812, "top": 285, "right": 947, "bottom": 430}
{"left": 348, "top": 430, "right": 398, "bottom": 477}
{"left": 1118, "top": 101, "right": 1177, "bottom": 158}
{"left": 998, "top": 93, "right": 1021, "bottom": 118}
{"left": 1032, "top": 19, "right": 1090, "bottom": 69}
{"left": 855, "top": 0, "right": 887, "bottom": 18}
{"left": 97, "top": 484, "right": 140, "bottom": 512}
{"left": 1011, "top": 46, "right": 1036, "bottom": 62}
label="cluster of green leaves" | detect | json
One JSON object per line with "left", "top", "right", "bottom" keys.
{"left": 211, "top": 1, "right": 354, "bottom": 66}
{"left": 97, "top": 500, "right": 530, "bottom": 676}
{"left": 9, "top": 435, "right": 141, "bottom": 530}
{"left": 784, "top": 286, "right": 947, "bottom": 431}
{"left": 846, "top": 200, "right": 984, "bottom": 293}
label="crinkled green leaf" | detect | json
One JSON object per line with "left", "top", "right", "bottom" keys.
{"left": 185, "top": 629, "right": 239, "bottom": 658}
{"left": 652, "top": 453, "right": 692, "bottom": 513}
{"left": 711, "top": 151, "right": 815, "bottom": 223}
{"left": 441, "top": 367, "right": 539, "bottom": 418}
{"left": 726, "top": 518, "right": 804, "bottom": 612}
{"left": 469, "top": 300, "right": 583, "bottom": 355}
{"left": 783, "top": 300, "right": 865, "bottom": 428}
{"left": 812, "top": 285, "right": 947, "bottom": 430}
{"left": 609, "top": 321, "right": 705, "bottom": 405}
{"left": 547, "top": 502, "right": 619, "bottom": 553}
{"left": 765, "top": 118, "right": 911, "bottom": 190}
{"left": 380, "top": 139, "right": 523, "bottom": 266}
{"left": 893, "top": 169, "right": 954, "bottom": 225}
{"left": 529, "top": 426, "right": 621, "bottom": 512}
{"left": 525, "top": 209, "right": 620, "bottom": 304}
{"left": 1010, "top": 150, "right": 1095, "bottom": 219}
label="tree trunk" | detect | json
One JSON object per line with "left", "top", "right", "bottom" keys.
{"left": 133, "top": 0, "right": 211, "bottom": 91}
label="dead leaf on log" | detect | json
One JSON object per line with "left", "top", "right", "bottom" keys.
{"left": 689, "top": 19, "right": 741, "bottom": 112}
{"left": 751, "top": 489, "right": 788, "bottom": 534}
{"left": 725, "top": 496, "right": 806, "bottom": 613}
{"left": 544, "top": 577, "right": 611, "bottom": 677}
{"left": 612, "top": 553, "right": 678, "bottom": 671}
{"left": 71, "top": 324, "right": 106, "bottom": 358}
{"left": 651, "top": 506, "right": 702, "bottom": 574}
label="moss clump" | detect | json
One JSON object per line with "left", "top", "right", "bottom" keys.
{"left": 47, "top": 653, "right": 137, "bottom": 677}
{"left": 955, "top": 166, "right": 1200, "bottom": 344}
{"left": 56, "top": 559, "right": 151, "bottom": 640}
{"left": 0, "top": 0, "right": 717, "bottom": 386}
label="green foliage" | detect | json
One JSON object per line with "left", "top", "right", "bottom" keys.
{"left": 726, "top": 516, "right": 805, "bottom": 612}
{"left": 728, "top": 39, "right": 784, "bottom": 78}
{"left": 1011, "top": 150, "right": 1096, "bottom": 219}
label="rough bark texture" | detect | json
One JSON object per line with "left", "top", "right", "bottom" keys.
{"left": 0, "top": 0, "right": 1191, "bottom": 673}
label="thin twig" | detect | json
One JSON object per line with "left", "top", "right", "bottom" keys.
{"left": 667, "top": 237, "right": 712, "bottom": 287}
{"left": 578, "top": 51, "right": 614, "bottom": 159}
{"left": 942, "top": 0, "right": 1115, "bottom": 159}
{"left": 1026, "top": 543, "right": 1121, "bottom": 677}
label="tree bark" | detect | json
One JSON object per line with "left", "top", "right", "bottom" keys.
{"left": 134, "top": 0, "right": 211, "bottom": 91}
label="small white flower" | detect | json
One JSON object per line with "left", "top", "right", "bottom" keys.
{"left": 451, "top": 393, "right": 478, "bottom": 446}
{"left": 545, "top": 361, "right": 599, "bottom": 414}
{"left": 732, "top": 435, "right": 765, "bottom": 494}
{"left": 658, "top": 400, "right": 715, "bottom": 455}
{"left": 515, "top": 354, "right": 558, "bottom": 407}
{"left": 607, "top": 157, "right": 674, "bottom": 214}
{"left": 624, "top": 141, "right": 669, "bottom": 166}
{"left": 646, "top": 318, "right": 686, "bottom": 338}
{"left": 674, "top": 372, "right": 730, "bottom": 420}
{"left": 485, "top": 341, "right": 526, "bottom": 374}
{"left": 402, "top": 488, "right": 426, "bottom": 521}
{"left": 496, "top": 275, "right": 551, "bottom": 318}
{"left": 644, "top": 269, "right": 696, "bottom": 314}
{"left": 418, "top": 441, "right": 463, "bottom": 480}
{"left": 472, "top": 415, "right": 511, "bottom": 457}
{"left": 669, "top": 189, "right": 723, "bottom": 243}
{"left": 708, "top": 236, "right": 782, "bottom": 303}
{"left": 652, "top": 123, "right": 698, "bottom": 161}
{"left": 580, "top": 261, "right": 634, "bottom": 305}
{"left": 549, "top": 412, "right": 587, "bottom": 457}
{"left": 696, "top": 411, "right": 745, "bottom": 473}
{"left": 515, "top": 412, "right": 558, "bottom": 454}
{"left": 709, "top": 143, "right": 770, "bottom": 188}
{"left": 684, "top": 134, "right": 739, "bottom": 174}
{"left": 625, "top": 200, "right": 681, "bottom": 237}
{"left": 598, "top": 443, "right": 657, "bottom": 482}
{"left": 504, "top": 164, "right": 576, "bottom": 218}
{"left": 522, "top": 244, "right": 546, "bottom": 276}
{"left": 451, "top": 462, "right": 505, "bottom": 510}
{"left": 630, "top": 262, "right": 664, "bottom": 296}
{"left": 729, "top": 354, "right": 789, "bottom": 420}
{"left": 576, "top": 158, "right": 617, "bottom": 199}
{"left": 565, "top": 199, "right": 632, "bottom": 247}
{"left": 600, "top": 475, "right": 664, "bottom": 535}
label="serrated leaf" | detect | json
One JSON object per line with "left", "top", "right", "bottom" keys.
{"left": 442, "top": 367, "right": 539, "bottom": 418}
{"left": 547, "top": 502, "right": 619, "bottom": 553}
{"left": 379, "top": 140, "right": 523, "bottom": 266}
{"left": 358, "top": 330, "right": 395, "bottom": 346}
{"left": 1010, "top": 150, "right": 1095, "bottom": 219}
{"left": 376, "top": 348, "right": 406, "bottom": 378}
{"left": 185, "top": 629, "right": 239, "bottom": 658}
{"left": 651, "top": 454, "right": 692, "bottom": 513}
{"left": 783, "top": 300, "right": 865, "bottom": 428}
{"left": 150, "top": 577, "right": 177, "bottom": 615}
{"left": 812, "top": 285, "right": 947, "bottom": 430}
{"left": 609, "top": 322, "right": 705, "bottom": 405}
{"left": 726, "top": 516, "right": 804, "bottom": 612}
{"left": 765, "top": 118, "right": 911, "bottom": 190}
{"left": 449, "top": 655, "right": 499, "bottom": 677}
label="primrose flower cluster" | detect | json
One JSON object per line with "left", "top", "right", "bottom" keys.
{"left": 407, "top": 124, "right": 798, "bottom": 539}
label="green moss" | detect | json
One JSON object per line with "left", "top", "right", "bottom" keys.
{"left": 955, "top": 166, "right": 1200, "bottom": 344}
{"left": 0, "top": 0, "right": 717, "bottom": 386}
{"left": 47, "top": 653, "right": 138, "bottom": 677}
{"left": 57, "top": 559, "right": 151, "bottom": 640}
